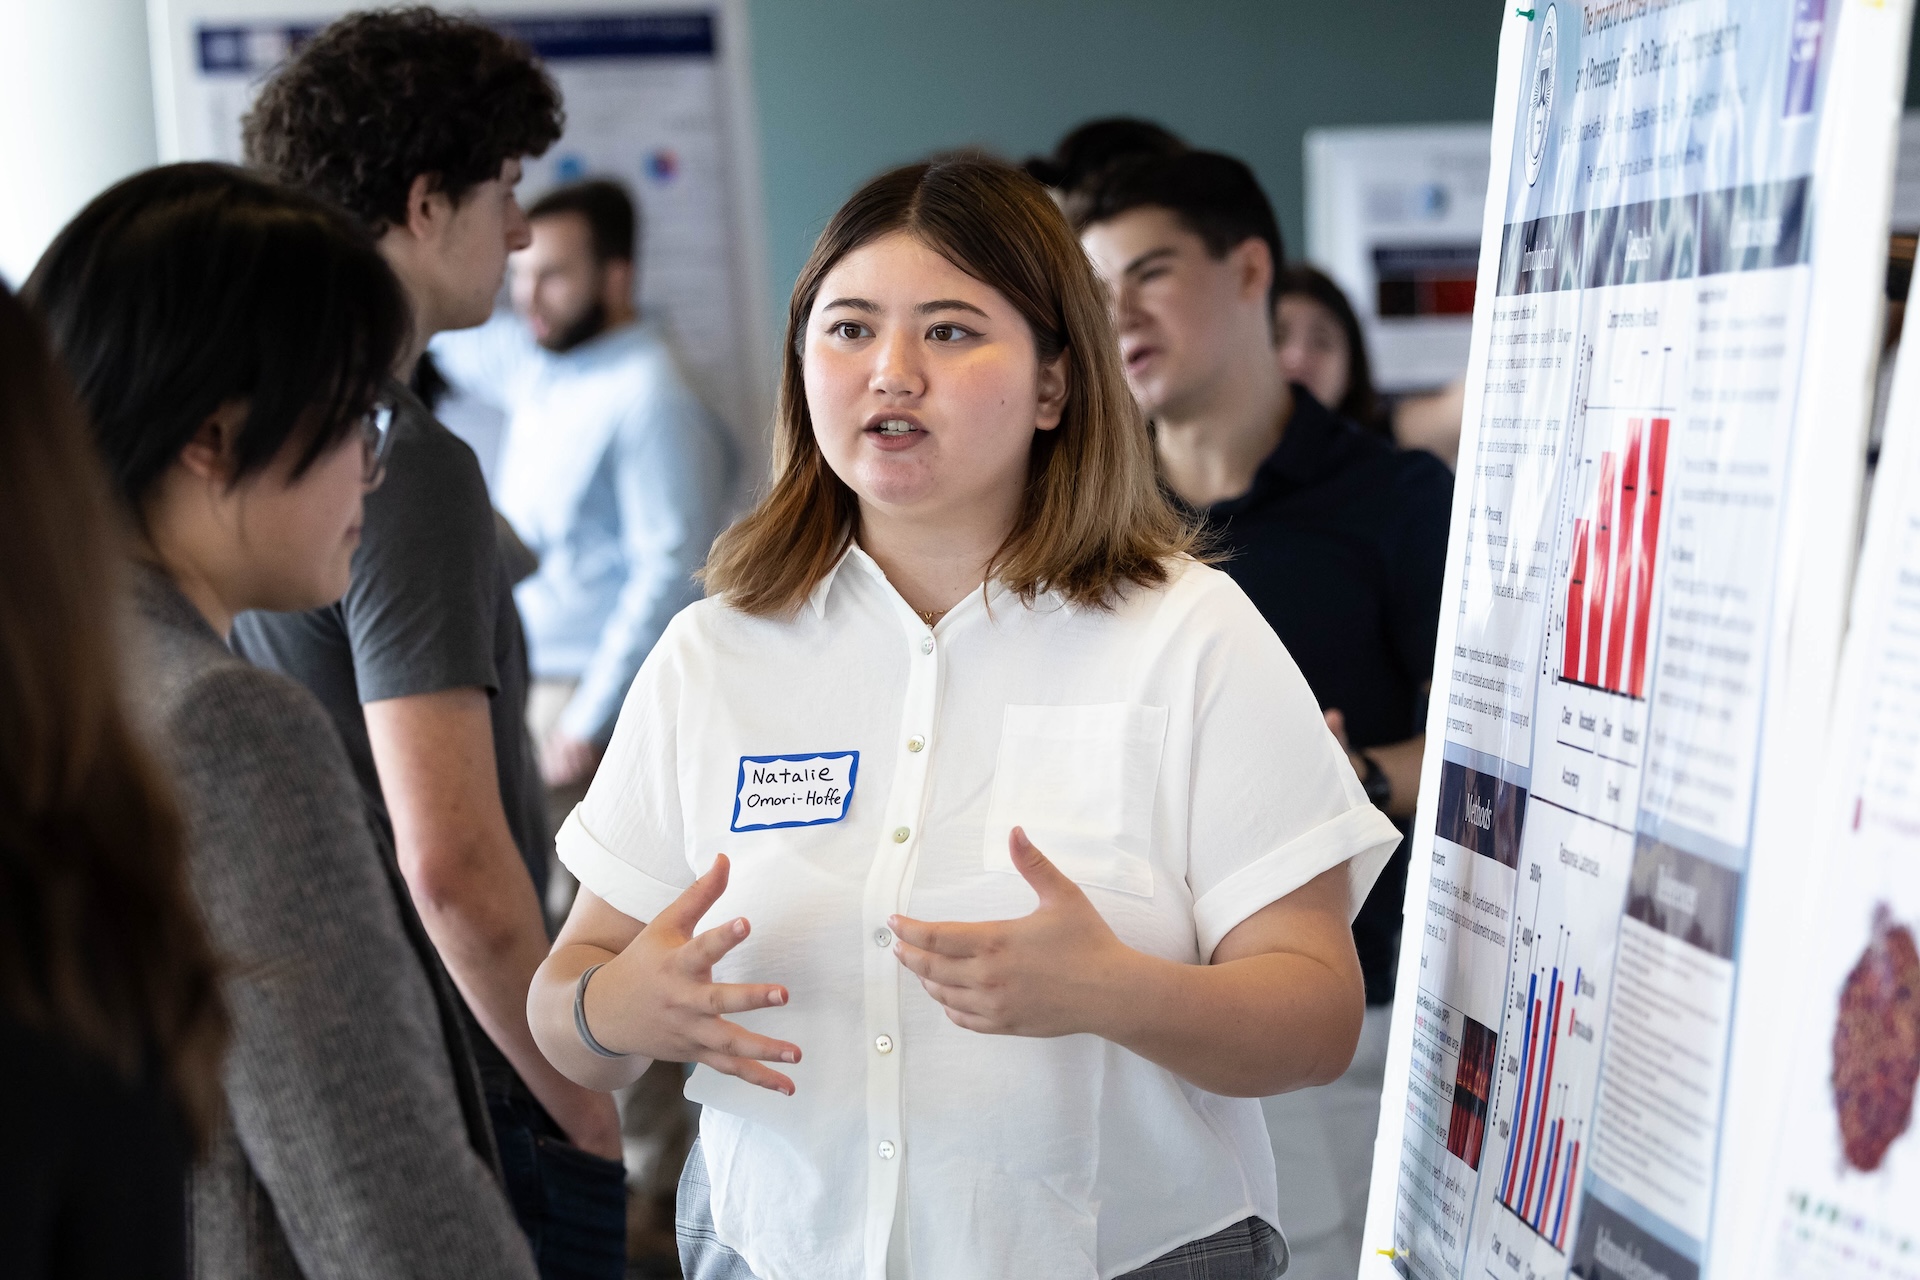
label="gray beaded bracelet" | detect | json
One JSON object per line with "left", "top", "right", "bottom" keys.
{"left": 574, "top": 962, "right": 629, "bottom": 1059}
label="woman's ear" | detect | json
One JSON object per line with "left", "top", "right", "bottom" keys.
{"left": 1035, "top": 352, "right": 1071, "bottom": 432}
{"left": 177, "top": 400, "right": 250, "bottom": 484}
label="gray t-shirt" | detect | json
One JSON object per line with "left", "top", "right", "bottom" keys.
{"left": 233, "top": 383, "right": 549, "bottom": 1096}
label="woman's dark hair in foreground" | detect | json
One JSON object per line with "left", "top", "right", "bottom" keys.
{"left": 26, "top": 162, "right": 410, "bottom": 513}
{"left": 0, "top": 281, "right": 227, "bottom": 1144}
{"left": 1279, "top": 264, "right": 1382, "bottom": 432}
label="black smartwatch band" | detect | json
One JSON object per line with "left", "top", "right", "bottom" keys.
{"left": 1359, "top": 751, "right": 1392, "bottom": 811}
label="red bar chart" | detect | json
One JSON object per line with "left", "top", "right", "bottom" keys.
{"left": 1559, "top": 417, "right": 1670, "bottom": 698}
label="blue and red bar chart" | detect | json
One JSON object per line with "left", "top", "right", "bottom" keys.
{"left": 1497, "top": 963, "right": 1585, "bottom": 1251}
{"left": 1560, "top": 417, "right": 1670, "bottom": 699}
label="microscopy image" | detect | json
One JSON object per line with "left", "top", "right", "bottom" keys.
{"left": 1831, "top": 903, "right": 1920, "bottom": 1173}
{"left": 1448, "top": 1015, "right": 1498, "bottom": 1171}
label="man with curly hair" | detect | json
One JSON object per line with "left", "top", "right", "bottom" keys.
{"left": 234, "top": 11, "right": 626, "bottom": 1277}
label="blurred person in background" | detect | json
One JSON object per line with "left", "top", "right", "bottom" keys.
{"left": 431, "top": 178, "right": 736, "bottom": 859}
{"left": 28, "top": 162, "right": 537, "bottom": 1280}
{"left": 233, "top": 11, "right": 626, "bottom": 1277}
{"left": 0, "top": 279, "right": 227, "bottom": 1280}
{"left": 1023, "top": 115, "right": 1187, "bottom": 202}
{"left": 1274, "top": 264, "right": 1465, "bottom": 467}
{"left": 1274, "top": 264, "right": 1385, "bottom": 438}
{"left": 1077, "top": 151, "right": 1453, "bottom": 1280}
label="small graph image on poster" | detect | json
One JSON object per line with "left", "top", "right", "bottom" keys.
{"left": 1462, "top": 800, "right": 1634, "bottom": 1280}
{"left": 1550, "top": 336, "right": 1674, "bottom": 704}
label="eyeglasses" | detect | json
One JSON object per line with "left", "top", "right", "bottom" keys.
{"left": 359, "top": 403, "right": 395, "bottom": 488}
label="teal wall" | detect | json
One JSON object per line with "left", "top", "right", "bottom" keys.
{"left": 746, "top": 1, "right": 1920, "bottom": 336}
{"left": 745, "top": 0, "right": 1504, "bottom": 330}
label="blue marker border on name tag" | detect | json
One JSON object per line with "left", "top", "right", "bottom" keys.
{"left": 730, "top": 751, "right": 860, "bottom": 833}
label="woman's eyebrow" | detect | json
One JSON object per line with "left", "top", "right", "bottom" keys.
{"left": 820, "top": 297, "right": 880, "bottom": 313}
{"left": 914, "top": 299, "right": 990, "bottom": 317}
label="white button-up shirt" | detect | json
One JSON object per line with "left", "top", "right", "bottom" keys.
{"left": 559, "top": 548, "right": 1400, "bottom": 1280}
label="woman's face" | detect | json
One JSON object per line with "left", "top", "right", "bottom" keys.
{"left": 803, "top": 231, "right": 1066, "bottom": 528}
{"left": 225, "top": 415, "right": 372, "bottom": 614}
{"left": 1274, "top": 294, "right": 1353, "bottom": 412}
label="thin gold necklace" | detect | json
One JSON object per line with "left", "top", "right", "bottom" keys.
{"left": 919, "top": 608, "right": 946, "bottom": 627}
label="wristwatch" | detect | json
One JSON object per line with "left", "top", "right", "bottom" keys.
{"left": 1359, "top": 751, "right": 1392, "bottom": 811}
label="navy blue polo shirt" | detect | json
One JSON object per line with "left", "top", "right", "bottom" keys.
{"left": 1195, "top": 386, "right": 1453, "bottom": 1003}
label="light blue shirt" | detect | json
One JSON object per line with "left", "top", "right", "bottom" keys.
{"left": 432, "top": 312, "right": 737, "bottom": 745}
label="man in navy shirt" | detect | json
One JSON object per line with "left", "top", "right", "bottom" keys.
{"left": 1077, "top": 150, "right": 1452, "bottom": 1280}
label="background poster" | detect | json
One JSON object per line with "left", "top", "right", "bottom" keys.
{"left": 147, "top": 0, "right": 773, "bottom": 477}
{"left": 1748, "top": 268, "right": 1920, "bottom": 1280}
{"left": 1305, "top": 123, "right": 1490, "bottom": 394}
{"left": 1361, "top": 2, "right": 1912, "bottom": 1278}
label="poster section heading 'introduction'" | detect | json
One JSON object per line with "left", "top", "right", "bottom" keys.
{"left": 147, "top": 0, "right": 772, "bottom": 466}
{"left": 1363, "top": 2, "right": 1909, "bottom": 1280}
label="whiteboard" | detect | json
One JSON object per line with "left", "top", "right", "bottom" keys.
{"left": 146, "top": 0, "right": 773, "bottom": 479}
{"left": 1305, "top": 124, "right": 1492, "bottom": 394}
{"left": 1360, "top": 1, "right": 1913, "bottom": 1278}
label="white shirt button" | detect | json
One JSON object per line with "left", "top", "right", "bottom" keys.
{"left": 877, "top": 1140, "right": 897, "bottom": 1160}
{"left": 892, "top": 826, "right": 911, "bottom": 843}
{"left": 907, "top": 735, "right": 926, "bottom": 753}
{"left": 874, "top": 927, "right": 892, "bottom": 948}
{"left": 920, "top": 636, "right": 934, "bottom": 655}
{"left": 875, "top": 1034, "right": 894, "bottom": 1054}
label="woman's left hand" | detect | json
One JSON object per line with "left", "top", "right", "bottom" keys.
{"left": 890, "top": 827, "right": 1136, "bottom": 1037}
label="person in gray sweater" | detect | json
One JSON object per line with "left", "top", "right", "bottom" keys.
{"left": 26, "top": 163, "right": 540, "bottom": 1280}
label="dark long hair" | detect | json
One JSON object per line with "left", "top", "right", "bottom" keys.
{"left": 703, "top": 154, "right": 1195, "bottom": 617}
{"left": 0, "top": 281, "right": 227, "bottom": 1144}
{"left": 1277, "top": 264, "right": 1383, "bottom": 434}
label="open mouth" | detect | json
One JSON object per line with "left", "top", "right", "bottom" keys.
{"left": 865, "top": 413, "right": 925, "bottom": 441}
{"left": 1123, "top": 346, "right": 1157, "bottom": 375}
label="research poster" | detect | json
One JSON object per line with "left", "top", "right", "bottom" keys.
{"left": 1361, "top": 2, "right": 1912, "bottom": 1279}
{"left": 1747, "top": 309, "right": 1920, "bottom": 1280}
{"left": 147, "top": 0, "right": 773, "bottom": 466}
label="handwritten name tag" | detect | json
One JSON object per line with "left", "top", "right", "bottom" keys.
{"left": 731, "top": 751, "right": 860, "bottom": 832}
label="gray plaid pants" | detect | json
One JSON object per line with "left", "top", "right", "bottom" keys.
{"left": 678, "top": 1138, "right": 1288, "bottom": 1279}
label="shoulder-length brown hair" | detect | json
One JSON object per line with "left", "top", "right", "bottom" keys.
{"left": 0, "top": 282, "right": 227, "bottom": 1145}
{"left": 705, "top": 153, "right": 1194, "bottom": 616}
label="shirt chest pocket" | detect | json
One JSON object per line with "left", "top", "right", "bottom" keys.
{"left": 980, "top": 703, "right": 1168, "bottom": 897}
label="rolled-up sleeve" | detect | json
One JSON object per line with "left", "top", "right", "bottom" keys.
{"left": 556, "top": 614, "right": 699, "bottom": 922}
{"left": 1182, "top": 582, "right": 1403, "bottom": 958}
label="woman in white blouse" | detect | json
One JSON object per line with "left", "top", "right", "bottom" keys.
{"left": 529, "top": 155, "right": 1401, "bottom": 1280}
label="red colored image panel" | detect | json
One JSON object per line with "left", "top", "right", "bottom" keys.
{"left": 1563, "top": 520, "right": 1589, "bottom": 682}
{"left": 1583, "top": 453, "right": 1616, "bottom": 686}
{"left": 1629, "top": 418, "right": 1669, "bottom": 698}
{"left": 1606, "top": 422, "right": 1643, "bottom": 692}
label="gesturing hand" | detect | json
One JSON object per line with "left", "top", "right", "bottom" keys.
{"left": 890, "top": 828, "right": 1137, "bottom": 1037}
{"left": 587, "top": 853, "right": 803, "bottom": 1094}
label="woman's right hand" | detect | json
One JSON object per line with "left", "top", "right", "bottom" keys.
{"left": 581, "top": 853, "right": 803, "bottom": 1094}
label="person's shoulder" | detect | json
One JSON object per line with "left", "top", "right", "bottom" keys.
{"left": 1374, "top": 445, "right": 1455, "bottom": 532}
{"left": 1123, "top": 556, "right": 1270, "bottom": 637}
{"left": 166, "top": 657, "right": 342, "bottom": 761}
{"left": 365, "top": 398, "right": 492, "bottom": 526}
